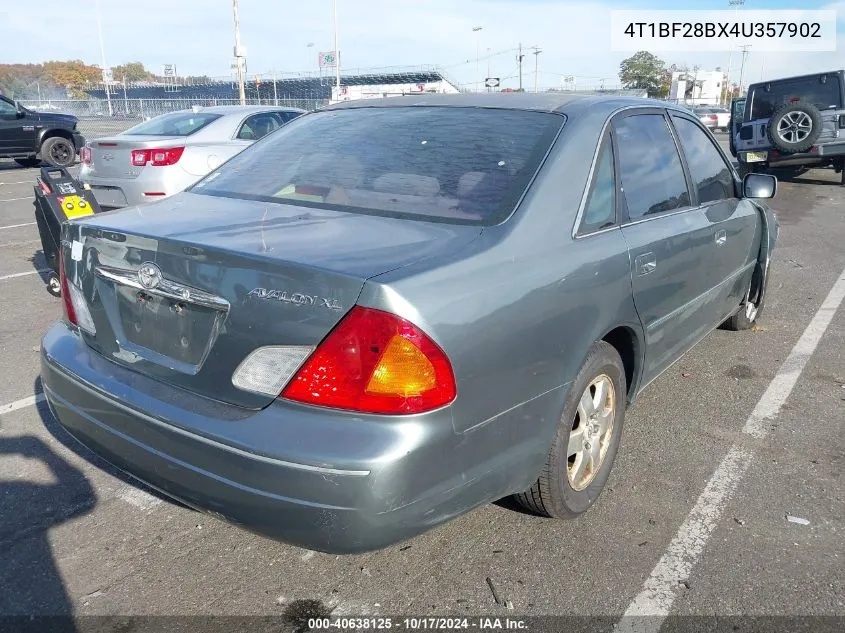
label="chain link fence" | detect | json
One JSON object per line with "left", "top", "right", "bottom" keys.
{"left": 19, "top": 97, "right": 326, "bottom": 139}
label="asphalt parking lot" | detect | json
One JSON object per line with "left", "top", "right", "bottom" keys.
{"left": 0, "top": 135, "right": 843, "bottom": 631}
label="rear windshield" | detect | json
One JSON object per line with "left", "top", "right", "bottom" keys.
{"left": 747, "top": 74, "right": 842, "bottom": 121}
{"left": 190, "top": 106, "right": 564, "bottom": 225}
{"left": 123, "top": 112, "right": 221, "bottom": 136}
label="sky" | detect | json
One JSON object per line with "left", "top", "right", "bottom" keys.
{"left": 1, "top": 0, "right": 843, "bottom": 91}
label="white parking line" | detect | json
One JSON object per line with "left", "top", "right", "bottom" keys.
{"left": 0, "top": 393, "right": 46, "bottom": 416}
{"left": 0, "top": 181, "right": 33, "bottom": 186}
{"left": 617, "top": 267, "right": 845, "bottom": 633}
{"left": 0, "top": 222, "right": 36, "bottom": 231}
{"left": 0, "top": 269, "right": 49, "bottom": 281}
{"left": 0, "top": 196, "right": 34, "bottom": 203}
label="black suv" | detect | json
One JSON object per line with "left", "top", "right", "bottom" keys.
{"left": 0, "top": 94, "right": 85, "bottom": 168}
{"left": 732, "top": 70, "right": 845, "bottom": 183}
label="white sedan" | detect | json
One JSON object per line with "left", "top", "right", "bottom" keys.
{"left": 78, "top": 105, "right": 305, "bottom": 209}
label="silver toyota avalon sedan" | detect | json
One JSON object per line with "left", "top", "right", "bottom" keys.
{"left": 78, "top": 105, "right": 305, "bottom": 209}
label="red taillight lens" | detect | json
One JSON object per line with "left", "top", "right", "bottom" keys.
{"left": 281, "top": 306, "right": 457, "bottom": 415}
{"left": 80, "top": 146, "right": 92, "bottom": 165}
{"left": 132, "top": 147, "right": 184, "bottom": 167}
{"left": 58, "top": 246, "right": 77, "bottom": 326}
{"left": 131, "top": 149, "right": 149, "bottom": 166}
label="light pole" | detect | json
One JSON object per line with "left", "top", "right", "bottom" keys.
{"left": 738, "top": 44, "right": 751, "bottom": 96}
{"left": 333, "top": 0, "right": 341, "bottom": 95}
{"left": 532, "top": 47, "right": 542, "bottom": 93}
{"left": 725, "top": 0, "right": 745, "bottom": 105}
{"left": 94, "top": 0, "right": 113, "bottom": 116}
{"left": 472, "top": 26, "right": 483, "bottom": 92}
{"left": 232, "top": 0, "right": 246, "bottom": 105}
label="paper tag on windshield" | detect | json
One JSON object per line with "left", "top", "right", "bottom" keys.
{"left": 70, "top": 240, "right": 83, "bottom": 261}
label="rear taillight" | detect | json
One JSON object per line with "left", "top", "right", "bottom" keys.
{"left": 281, "top": 306, "right": 457, "bottom": 415}
{"left": 131, "top": 146, "right": 185, "bottom": 167}
{"left": 58, "top": 244, "right": 96, "bottom": 335}
{"left": 58, "top": 246, "right": 76, "bottom": 326}
{"left": 80, "top": 146, "right": 92, "bottom": 165}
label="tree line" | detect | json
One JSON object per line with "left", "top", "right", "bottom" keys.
{"left": 0, "top": 61, "right": 208, "bottom": 100}
{"left": 618, "top": 51, "right": 740, "bottom": 102}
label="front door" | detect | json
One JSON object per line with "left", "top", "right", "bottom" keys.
{"left": 729, "top": 97, "right": 746, "bottom": 157}
{"left": 613, "top": 111, "right": 716, "bottom": 383}
{"left": 0, "top": 96, "right": 23, "bottom": 153}
{"left": 670, "top": 113, "right": 760, "bottom": 320}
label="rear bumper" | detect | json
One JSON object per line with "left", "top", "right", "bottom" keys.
{"left": 78, "top": 166, "right": 195, "bottom": 208}
{"left": 40, "top": 322, "right": 554, "bottom": 553}
{"left": 738, "top": 142, "right": 845, "bottom": 167}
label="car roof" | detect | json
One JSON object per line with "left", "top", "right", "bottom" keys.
{"left": 748, "top": 70, "right": 844, "bottom": 89}
{"left": 322, "top": 93, "right": 684, "bottom": 118}
{"left": 184, "top": 105, "right": 306, "bottom": 116}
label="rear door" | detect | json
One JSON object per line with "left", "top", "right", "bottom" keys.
{"left": 670, "top": 113, "right": 760, "bottom": 321}
{"left": 614, "top": 110, "right": 716, "bottom": 383}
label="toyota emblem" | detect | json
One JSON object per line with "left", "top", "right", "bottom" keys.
{"left": 138, "top": 262, "right": 162, "bottom": 290}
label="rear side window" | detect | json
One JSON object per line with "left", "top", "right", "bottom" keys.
{"left": 748, "top": 74, "right": 842, "bottom": 121}
{"left": 277, "top": 111, "right": 302, "bottom": 123}
{"left": 672, "top": 117, "right": 734, "bottom": 204}
{"left": 614, "top": 114, "right": 690, "bottom": 220}
{"left": 192, "top": 107, "right": 564, "bottom": 225}
{"left": 578, "top": 135, "right": 616, "bottom": 234}
{"left": 123, "top": 112, "right": 221, "bottom": 136}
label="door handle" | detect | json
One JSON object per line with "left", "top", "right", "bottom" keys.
{"left": 635, "top": 253, "right": 657, "bottom": 276}
{"left": 715, "top": 229, "right": 727, "bottom": 246}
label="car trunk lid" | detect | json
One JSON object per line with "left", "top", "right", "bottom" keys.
{"left": 64, "top": 192, "right": 481, "bottom": 409}
{"left": 86, "top": 135, "right": 183, "bottom": 179}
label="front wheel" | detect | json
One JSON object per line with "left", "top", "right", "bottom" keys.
{"left": 514, "top": 341, "right": 626, "bottom": 518}
{"left": 40, "top": 137, "right": 76, "bottom": 168}
{"left": 722, "top": 274, "right": 765, "bottom": 331}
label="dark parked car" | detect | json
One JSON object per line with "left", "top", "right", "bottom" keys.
{"left": 0, "top": 95, "right": 85, "bottom": 167}
{"left": 41, "top": 94, "right": 779, "bottom": 553}
{"left": 734, "top": 70, "right": 845, "bottom": 181}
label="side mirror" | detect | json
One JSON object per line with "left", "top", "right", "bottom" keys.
{"left": 15, "top": 101, "right": 25, "bottom": 118}
{"left": 743, "top": 172, "right": 777, "bottom": 199}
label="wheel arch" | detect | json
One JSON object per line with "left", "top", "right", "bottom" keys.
{"left": 599, "top": 324, "right": 644, "bottom": 402}
{"left": 37, "top": 128, "right": 75, "bottom": 151}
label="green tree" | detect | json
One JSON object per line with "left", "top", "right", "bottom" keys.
{"left": 113, "top": 62, "right": 154, "bottom": 82}
{"left": 619, "top": 51, "right": 669, "bottom": 98}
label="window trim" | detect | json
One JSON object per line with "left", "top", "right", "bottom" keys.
{"left": 668, "top": 112, "right": 740, "bottom": 204}
{"left": 574, "top": 130, "right": 618, "bottom": 238}
{"left": 610, "top": 108, "right": 697, "bottom": 225}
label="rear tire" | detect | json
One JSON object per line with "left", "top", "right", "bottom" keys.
{"left": 40, "top": 136, "right": 75, "bottom": 168}
{"left": 15, "top": 158, "right": 41, "bottom": 168}
{"left": 514, "top": 341, "right": 626, "bottom": 518}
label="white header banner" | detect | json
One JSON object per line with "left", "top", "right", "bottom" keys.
{"left": 610, "top": 10, "right": 837, "bottom": 52}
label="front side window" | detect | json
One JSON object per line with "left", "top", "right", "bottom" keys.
{"left": 672, "top": 116, "right": 734, "bottom": 204}
{"left": 123, "top": 112, "right": 221, "bottom": 136}
{"left": 192, "top": 106, "right": 564, "bottom": 225}
{"left": 0, "top": 98, "right": 17, "bottom": 118}
{"left": 578, "top": 135, "right": 616, "bottom": 234}
{"left": 237, "top": 113, "right": 281, "bottom": 140}
{"left": 614, "top": 114, "right": 690, "bottom": 220}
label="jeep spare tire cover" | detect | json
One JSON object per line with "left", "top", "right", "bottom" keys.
{"left": 767, "top": 102, "right": 822, "bottom": 153}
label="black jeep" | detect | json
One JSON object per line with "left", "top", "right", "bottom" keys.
{"left": 732, "top": 70, "right": 845, "bottom": 183}
{"left": 0, "top": 94, "right": 85, "bottom": 168}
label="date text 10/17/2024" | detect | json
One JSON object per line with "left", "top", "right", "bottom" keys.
{"left": 307, "top": 617, "right": 529, "bottom": 630}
